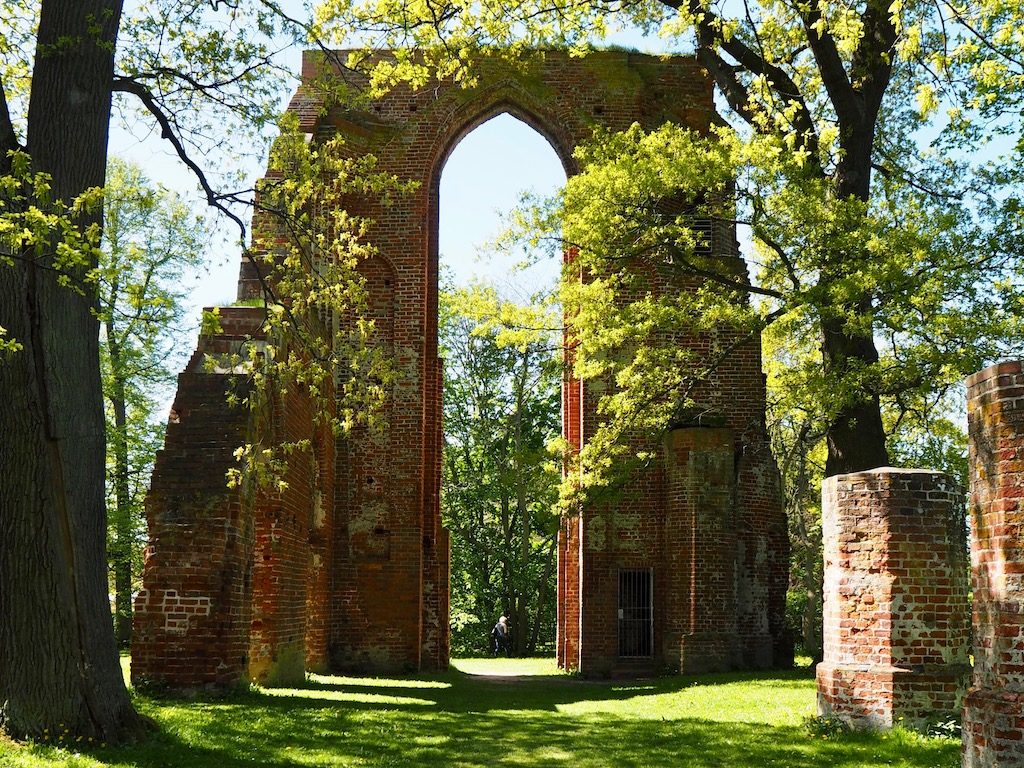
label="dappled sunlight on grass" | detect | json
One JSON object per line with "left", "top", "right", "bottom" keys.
{"left": 557, "top": 671, "right": 817, "bottom": 725}
{"left": 261, "top": 685, "right": 439, "bottom": 708}
{"left": 306, "top": 673, "right": 452, "bottom": 690}
{"left": 452, "top": 656, "right": 563, "bottom": 676}
{"left": 0, "top": 658, "right": 960, "bottom": 768}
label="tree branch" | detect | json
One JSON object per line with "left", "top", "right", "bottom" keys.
{"left": 111, "top": 76, "right": 248, "bottom": 238}
{"left": 662, "top": 0, "right": 820, "bottom": 157}
{"left": 851, "top": 0, "right": 898, "bottom": 117}
{"left": 871, "top": 161, "right": 964, "bottom": 200}
{"left": 664, "top": 242, "right": 787, "bottom": 299}
{"left": 748, "top": 195, "right": 803, "bottom": 292}
{"left": 798, "top": 2, "right": 860, "bottom": 125}
{"left": 717, "top": 33, "right": 820, "bottom": 155}
{"left": 698, "top": 47, "right": 759, "bottom": 127}
{"left": 128, "top": 55, "right": 280, "bottom": 96}
{"left": 938, "top": 0, "right": 1024, "bottom": 71}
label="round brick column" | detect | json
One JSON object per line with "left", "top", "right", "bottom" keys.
{"left": 816, "top": 468, "right": 970, "bottom": 730}
{"left": 964, "top": 361, "right": 1024, "bottom": 767}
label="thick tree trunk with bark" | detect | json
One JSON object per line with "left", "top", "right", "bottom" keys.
{"left": 820, "top": 309, "right": 890, "bottom": 476}
{"left": 817, "top": 0, "right": 896, "bottom": 476}
{"left": 0, "top": 0, "right": 144, "bottom": 743}
{"left": 819, "top": 111, "right": 891, "bottom": 477}
{"left": 684, "top": 0, "right": 898, "bottom": 478}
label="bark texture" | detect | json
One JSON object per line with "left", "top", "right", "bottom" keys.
{"left": 678, "top": 0, "right": 897, "bottom": 476}
{"left": 0, "top": 0, "right": 144, "bottom": 743}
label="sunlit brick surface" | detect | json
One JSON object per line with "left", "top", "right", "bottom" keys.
{"left": 816, "top": 468, "right": 970, "bottom": 729}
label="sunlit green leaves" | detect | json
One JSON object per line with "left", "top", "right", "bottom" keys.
{"left": 0, "top": 323, "right": 22, "bottom": 355}
{"left": 225, "top": 117, "right": 413, "bottom": 491}
{"left": 0, "top": 150, "right": 105, "bottom": 307}
{"left": 440, "top": 282, "right": 561, "bottom": 654}
{"left": 499, "top": 95, "right": 1024, "bottom": 502}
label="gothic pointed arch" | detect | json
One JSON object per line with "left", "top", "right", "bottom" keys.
{"left": 133, "top": 49, "right": 791, "bottom": 685}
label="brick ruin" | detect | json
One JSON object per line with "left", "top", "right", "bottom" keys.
{"left": 816, "top": 468, "right": 971, "bottom": 729}
{"left": 128, "top": 46, "right": 1024, "bottom": 765}
{"left": 132, "top": 49, "right": 791, "bottom": 687}
{"left": 963, "top": 362, "right": 1024, "bottom": 767}
{"left": 560, "top": 359, "right": 790, "bottom": 676}
{"left": 813, "top": 361, "right": 1024, "bottom": 766}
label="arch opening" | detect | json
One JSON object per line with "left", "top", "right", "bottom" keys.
{"left": 436, "top": 112, "right": 566, "bottom": 659}
{"left": 439, "top": 111, "right": 567, "bottom": 291}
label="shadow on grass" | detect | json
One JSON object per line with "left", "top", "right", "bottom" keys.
{"left": 297, "top": 666, "right": 818, "bottom": 714}
{"left": 39, "top": 666, "right": 958, "bottom": 768}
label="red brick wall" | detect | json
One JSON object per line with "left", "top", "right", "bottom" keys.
{"left": 305, "top": 414, "right": 334, "bottom": 672}
{"left": 559, "top": 260, "right": 788, "bottom": 676}
{"left": 565, "top": 512, "right": 581, "bottom": 668}
{"left": 134, "top": 307, "right": 335, "bottom": 689}
{"left": 132, "top": 308, "right": 264, "bottom": 689}
{"left": 665, "top": 427, "right": 738, "bottom": 673}
{"left": 248, "top": 384, "right": 324, "bottom": 686}
{"left": 302, "top": 49, "right": 751, "bottom": 673}
{"left": 816, "top": 468, "right": 970, "bottom": 729}
{"left": 330, "top": 253, "right": 427, "bottom": 671}
{"left": 136, "top": 50, "right": 790, "bottom": 682}
{"left": 964, "top": 361, "right": 1024, "bottom": 767}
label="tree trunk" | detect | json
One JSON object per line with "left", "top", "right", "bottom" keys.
{"left": 105, "top": 315, "right": 134, "bottom": 649}
{"left": 820, "top": 117, "right": 890, "bottom": 477}
{"left": 0, "top": 0, "right": 144, "bottom": 743}
{"left": 819, "top": 308, "right": 890, "bottom": 476}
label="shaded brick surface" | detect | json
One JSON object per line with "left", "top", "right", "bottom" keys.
{"left": 964, "top": 361, "right": 1024, "bottom": 767}
{"left": 132, "top": 309, "right": 264, "bottom": 689}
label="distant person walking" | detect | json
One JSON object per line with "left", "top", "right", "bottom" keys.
{"left": 491, "top": 615, "right": 510, "bottom": 656}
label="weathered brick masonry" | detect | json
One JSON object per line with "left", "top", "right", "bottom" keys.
{"left": 964, "top": 361, "right": 1024, "bottom": 767}
{"left": 133, "top": 308, "right": 263, "bottom": 687}
{"left": 816, "top": 468, "right": 970, "bottom": 729}
{"left": 134, "top": 49, "right": 790, "bottom": 685}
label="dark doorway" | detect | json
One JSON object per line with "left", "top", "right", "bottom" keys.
{"left": 618, "top": 569, "right": 653, "bottom": 658}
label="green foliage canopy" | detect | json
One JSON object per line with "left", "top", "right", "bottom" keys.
{"left": 311, "top": 0, "right": 1024, "bottom": 484}
{"left": 98, "top": 157, "right": 208, "bottom": 647}
{"left": 440, "top": 282, "right": 562, "bottom": 656}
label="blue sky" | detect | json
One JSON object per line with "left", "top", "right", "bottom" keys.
{"left": 109, "top": 91, "right": 570, "bottom": 327}
{"left": 439, "top": 113, "right": 566, "bottom": 297}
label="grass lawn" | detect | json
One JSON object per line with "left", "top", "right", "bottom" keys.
{"left": 0, "top": 658, "right": 959, "bottom": 767}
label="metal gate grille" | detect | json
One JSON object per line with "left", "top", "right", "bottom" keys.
{"left": 618, "top": 569, "right": 653, "bottom": 658}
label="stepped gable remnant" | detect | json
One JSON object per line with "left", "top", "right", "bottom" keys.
{"left": 132, "top": 49, "right": 791, "bottom": 688}
{"left": 816, "top": 468, "right": 970, "bottom": 730}
{"left": 964, "top": 361, "right": 1024, "bottom": 767}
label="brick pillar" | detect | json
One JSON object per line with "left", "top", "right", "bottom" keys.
{"left": 420, "top": 354, "right": 444, "bottom": 670}
{"left": 132, "top": 307, "right": 267, "bottom": 691}
{"left": 664, "top": 427, "right": 739, "bottom": 673}
{"left": 558, "top": 514, "right": 582, "bottom": 671}
{"left": 964, "top": 361, "right": 1024, "bottom": 767}
{"left": 131, "top": 371, "right": 255, "bottom": 691}
{"left": 816, "top": 468, "right": 970, "bottom": 729}
{"left": 557, "top": 340, "right": 583, "bottom": 671}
